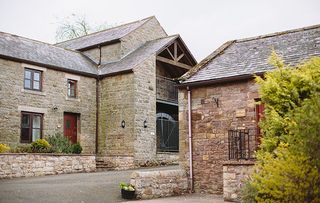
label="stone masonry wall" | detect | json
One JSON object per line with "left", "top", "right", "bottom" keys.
{"left": 156, "top": 152, "right": 179, "bottom": 165}
{"left": 223, "top": 161, "right": 255, "bottom": 202}
{"left": 179, "top": 79, "right": 259, "bottom": 194}
{"left": 133, "top": 55, "right": 157, "bottom": 166}
{"left": 96, "top": 155, "right": 135, "bottom": 170}
{"left": 98, "top": 73, "right": 135, "bottom": 158}
{"left": 0, "top": 153, "right": 96, "bottom": 178}
{"left": 0, "top": 59, "right": 96, "bottom": 153}
{"left": 130, "top": 169, "right": 188, "bottom": 199}
{"left": 82, "top": 42, "right": 121, "bottom": 64}
{"left": 121, "top": 17, "right": 167, "bottom": 57}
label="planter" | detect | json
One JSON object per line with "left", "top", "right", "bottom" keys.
{"left": 121, "top": 189, "right": 135, "bottom": 199}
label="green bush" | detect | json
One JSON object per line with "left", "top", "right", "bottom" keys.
{"left": 10, "top": 144, "right": 32, "bottom": 153}
{"left": 0, "top": 144, "right": 10, "bottom": 153}
{"left": 31, "top": 139, "right": 51, "bottom": 153}
{"left": 71, "top": 142, "right": 82, "bottom": 154}
{"left": 47, "top": 133, "right": 83, "bottom": 154}
{"left": 47, "top": 133, "right": 72, "bottom": 153}
{"left": 242, "top": 54, "right": 320, "bottom": 202}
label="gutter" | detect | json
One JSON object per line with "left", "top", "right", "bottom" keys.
{"left": 179, "top": 72, "right": 265, "bottom": 88}
{"left": 187, "top": 86, "right": 194, "bottom": 192}
{"left": 0, "top": 54, "right": 98, "bottom": 78}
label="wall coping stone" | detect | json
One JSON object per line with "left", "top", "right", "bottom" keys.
{"left": 223, "top": 160, "right": 255, "bottom": 166}
{"left": 0, "top": 153, "right": 95, "bottom": 157}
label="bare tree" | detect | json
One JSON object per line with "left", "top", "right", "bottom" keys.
{"left": 55, "top": 14, "right": 112, "bottom": 42}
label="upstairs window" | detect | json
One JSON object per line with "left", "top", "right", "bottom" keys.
{"left": 24, "top": 68, "right": 42, "bottom": 91}
{"left": 67, "top": 79, "right": 77, "bottom": 98}
{"left": 21, "top": 112, "right": 43, "bottom": 143}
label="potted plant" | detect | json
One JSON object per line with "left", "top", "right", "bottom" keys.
{"left": 119, "top": 182, "right": 135, "bottom": 199}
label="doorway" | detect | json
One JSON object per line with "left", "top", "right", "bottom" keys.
{"left": 64, "top": 113, "right": 78, "bottom": 144}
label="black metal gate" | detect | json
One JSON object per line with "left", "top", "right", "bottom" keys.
{"left": 228, "top": 129, "right": 257, "bottom": 160}
{"left": 156, "top": 118, "right": 179, "bottom": 152}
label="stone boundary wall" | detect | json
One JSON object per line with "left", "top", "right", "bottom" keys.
{"left": 223, "top": 160, "right": 255, "bottom": 202}
{"left": 130, "top": 169, "right": 188, "bottom": 199}
{"left": 0, "top": 153, "right": 96, "bottom": 178}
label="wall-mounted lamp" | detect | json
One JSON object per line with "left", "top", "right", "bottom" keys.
{"left": 52, "top": 105, "right": 58, "bottom": 111}
{"left": 121, "top": 120, "right": 126, "bottom": 128}
{"left": 212, "top": 97, "right": 219, "bottom": 108}
{"left": 143, "top": 120, "right": 147, "bottom": 128}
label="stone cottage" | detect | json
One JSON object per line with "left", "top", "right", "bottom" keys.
{"left": 0, "top": 16, "right": 197, "bottom": 169}
{"left": 178, "top": 24, "right": 320, "bottom": 200}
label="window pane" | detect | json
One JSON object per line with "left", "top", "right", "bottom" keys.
{"left": 70, "top": 89, "right": 75, "bottom": 97}
{"left": 21, "top": 128, "right": 30, "bottom": 142}
{"left": 33, "top": 115, "right": 41, "bottom": 128}
{"left": 24, "top": 79, "right": 31, "bottom": 89}
{"left": 32, "top": 129, "right": 40, "bottom": 141}
{"left": 22, "top": 114, "right": 30, "bottom": 127}
{"left": 34, "top": 72, "right": 40, "bottom": 81}
{"left": 33, "top": 81, "right": 40, "bottom": 90}
{"left": 67, "top": 80, "right": 76, "bottom": 97}
{"left": 25, "top": 70, "right": 31, "bottom": 79}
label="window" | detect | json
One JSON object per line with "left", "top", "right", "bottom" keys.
{"left": 24, "top": 68, "right": 42, "bottom": 91}
{"left": 67, "top": 79, "right": 77, "bottom": 98}
{"left": 21, "top": 112, "right": 43, "bottom": 143}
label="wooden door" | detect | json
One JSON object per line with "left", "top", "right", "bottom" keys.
{"left": 255, "top": 103, "right": 265, "bottom": 145}
{"left": 64, "top": 113, "right": 77, "bottom": 144}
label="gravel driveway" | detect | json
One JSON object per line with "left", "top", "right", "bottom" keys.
{"left": 0, "top": 166, "right": 178, "bottom": 203}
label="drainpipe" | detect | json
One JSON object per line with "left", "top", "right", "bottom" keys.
{"left": 187, "top": 86, "right": 194, "bottom": 192}
{"left": 95, "top": 77, "right": 100, "bottom": 154}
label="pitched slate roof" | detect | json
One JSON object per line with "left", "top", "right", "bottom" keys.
{"left": 0, "top": 32, "right": 98, "bottom": 76}
{"left": 99, "top": 35, "right": 179, "bottom": 76}
{"left": 56, "top": 16, "right": 153, "bottom": 50}
{"left": 182, "top": 24, "right": 320, "bottom": 85}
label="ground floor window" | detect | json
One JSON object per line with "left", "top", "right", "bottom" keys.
{"left": 21, "top": 112, "right": 43, "bottom": 143}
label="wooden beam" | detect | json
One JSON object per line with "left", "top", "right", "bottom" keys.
{"left": 174, "top": 42, "right": 177, "bottom": 60}
{"left": 177, "top": 53, "right": 184, "bottom": 62}
{"left": 156, "top": 56, "right": 192, "bottom": 70}
{"left": 166, "top": 48, "right": 174, "bottom": 60}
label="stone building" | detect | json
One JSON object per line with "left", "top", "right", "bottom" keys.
{"left": 0, "top": 16, "right": 196, "bottom": 169}
{"left": 178, "top": 25, "right": 320, "bottom": 200}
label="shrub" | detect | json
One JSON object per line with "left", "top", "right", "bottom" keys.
{"left": 47, "top": 133, "right": 83, "bottom": 154}
{"left": 71, "top": 142, "right": 82, "bottom": 154}
{"left": 47, "top": 133, "right": 72, "bottom": 153}
{"left": 10, "top": 144, "right": 32, "bottom": 153}
{"left": 31, "top": 139, "right": 51, "bottom": 153}
{"left": 0, "top": 144, "right": 10, "bottom": 153}
{"left": 243, "top": 54, "right": 320, "bottom": 202}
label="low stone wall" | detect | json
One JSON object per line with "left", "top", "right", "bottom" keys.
{"left": 0, "top": 153, "right": 96, "bottom": 178}
{"left": 130, "top": 169, "right": 188, "bottom": 199}
{"left": 223, "top": 160, "right": 255, "bottom": 202}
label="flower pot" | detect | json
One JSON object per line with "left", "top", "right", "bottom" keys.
{"left": 121, "top": 189, "right": 135, "bottom": 199}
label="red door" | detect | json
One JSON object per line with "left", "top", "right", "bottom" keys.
{"left": 255, "top": 103, "right": 265, "bottom": 145}
{"left": 64, "top": 113, "right": 77, "bottom": 144}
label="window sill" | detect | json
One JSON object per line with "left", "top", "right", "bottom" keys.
{"left": 65, "top": 97, "right": 80, "bottom": 102}
{"left": 21, "top": 89, "right": 46, "bottom": 96}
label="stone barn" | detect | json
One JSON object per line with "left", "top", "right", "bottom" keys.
{"left": 0, "top": 16, "right": 197, "bottom": 169}
{"left": 178, "top": 24, "right": 320, "bottom": 201}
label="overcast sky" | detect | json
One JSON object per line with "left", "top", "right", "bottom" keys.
{"left": 0, "top": 0, "right": 319, "bottom": 60}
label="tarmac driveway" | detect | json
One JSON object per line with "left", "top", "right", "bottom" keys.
{"left": 0, "top": 166, "right": 179, "bottom": 203}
